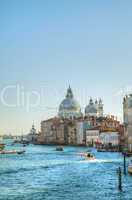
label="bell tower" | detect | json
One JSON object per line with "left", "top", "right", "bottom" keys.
{"left": 98, "top": 99, "right": 103, "bottom": 117}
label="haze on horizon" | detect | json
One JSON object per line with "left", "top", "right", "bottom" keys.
{"left": 0, "top": 0, "right": 132, "bottom": 135}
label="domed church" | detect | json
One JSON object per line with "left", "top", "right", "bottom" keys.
{"left": 85, "top": 98, "right": 103, "bottom": 117}
{"left": 58, "top": 86, "right": 82, "bottom": 119}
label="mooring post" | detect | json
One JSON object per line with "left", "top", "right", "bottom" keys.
{"left": 123, "top": 153, "right": 126, "bottom": 175}
{"left": 118, "top": 167, "right": 122, "bottom": 191}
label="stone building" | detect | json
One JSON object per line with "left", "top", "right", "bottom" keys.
{"left": 96, "top": 116, "right": 121, "bottom": 132}
{"left": 123, "top": 94, "right": 132, "bottom": 152}
{"left": 37, "top": 118, "right": 65, "bottom": 144}
{"left": 37, "top": 86, "right": 124, "bottom": 147}
{"left": 76, "top": 121, "right": 84, "bottom": 145}
{"left": 38, "top": 118, "right": 83, "bottom": 145}
{"left": 99, "top": 132, "right": 119, "bottom": 147}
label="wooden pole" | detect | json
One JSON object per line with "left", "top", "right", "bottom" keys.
{"left": 118, "top": 167, "right": 122, "bottom": 191}
{"left": 123, "top": 154, "right": 126, "bottom": 175}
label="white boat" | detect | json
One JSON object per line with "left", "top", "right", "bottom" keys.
{"left": 128, "top": 160, "right": 132, "bottom": 174}
{"left": 85, "top": 152, "right": 96, "bottom": 160}
{"left": 0, "top": 150, "right": 25, "bottom": 155}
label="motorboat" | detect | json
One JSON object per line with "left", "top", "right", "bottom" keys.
{"left": 56, "top": 146, "right": 63, "bottom": 151}
{"left": 0, "top": 149, "right": 25, "bottom": 155}
{"left": 0, "top": 139, "right": 25, "bottom": 155}
{"left": 85, "top": 152, "right": 95, "bottom": 160}
{"left": 16, "top": 150, "right": 26, "bottom": 154}
{"left": 128, "top": 160, "right": 132, "bottom": 174}
{"left": 78, "top": 150, "right": 93, "bottom": 157}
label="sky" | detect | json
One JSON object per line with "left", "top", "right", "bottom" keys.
{"left": 0, "top": 0, "right": 132, "bottom": 135}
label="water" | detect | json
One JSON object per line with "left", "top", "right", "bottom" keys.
{"left": 0, "top": 143, "right": 132, "bottom": 200}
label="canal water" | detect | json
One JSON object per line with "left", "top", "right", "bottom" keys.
{"left": 0, "top": 143, "right": 132, "bottom": 200}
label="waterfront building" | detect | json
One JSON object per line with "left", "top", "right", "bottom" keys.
{"left": 39, "top": 116, "right": 123, "bottom": 146}
{"left": 123, "top": 94, "right": 132, "bottom": 152}
{"left": 75, "top": 121, "right": 84, "bottom": 145}
{"left": 96, "top": 115, "right": 123, "bottom": 133}
{"left": 39, "top": 116, "right": 95, "bottom": 145}
{"left": 39, "top": 117, "right": 77, "bottom": 145}
{"left": 67, "top": 120, "right": 77, "bottom": 144}
{"left": 99, "top": 132, "right": 119, "bottom": 147}
{"left": 86, "top": 129, "right": 100, "bottom": 146}
{"left": 37, "top": 86, "right": 124, "bottom": 147}
{"left": 38, "top": 118, "right": 60, "bottom": 144}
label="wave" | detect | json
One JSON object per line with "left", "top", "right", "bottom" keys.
{"left": 0, "top": 161, "right": 73, "bottom": 176}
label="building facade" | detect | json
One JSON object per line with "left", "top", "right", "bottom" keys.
{"left": 76, "top": 121, "right": 84, "bottom": 145}
{"left": 99, "top": 132, "right": 119, "bottom": 146}
{"left": 37, "top": 87, "right": 124, "bottom": 147}
{"left": 123, "top": 95, "right": 132, "bottom": 152}
{"left": 86, "top": 129, "right": 100, "bottom": 146}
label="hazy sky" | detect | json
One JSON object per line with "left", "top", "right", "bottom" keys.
{"left": 0, "top": 0, "right": 132, "bottom": 135}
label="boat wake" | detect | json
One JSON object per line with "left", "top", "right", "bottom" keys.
{"left": 80, "top": 159, "right": 115, "bottom": 163}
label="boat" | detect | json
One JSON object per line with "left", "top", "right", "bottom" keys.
{"left": 16, "top": 150, "right": 26, "bottom": 154}
{"left": 0, "top": 138, "right": 25, "bottom": 155}
{"left": 128, "top": 160, "right": 132, "bottom": 174}
{"left": 56, "top": 146, "right": 63, "bottom": 151}
{"left": 0, "top": 150, "right": 25, "bottom": 155}
{"left": 85, "top": 152, "right": 95, "bottom": 160}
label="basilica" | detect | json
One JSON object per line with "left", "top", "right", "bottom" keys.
{"left": 58, "top": 86, "right": 103, "bottom": 119}
{"left": 37, "top": 86, "right": 123, "bottom": 146}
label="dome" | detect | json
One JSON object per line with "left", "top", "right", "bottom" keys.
{"left": 85, "top": 105, "right": 97, "bottom": 114}
{"left": 85, "top": 98, "right": 98, "bottom": 117}
{"left": 58, "top": 86, "right": 82, "bottom": 119}
{"left": 59, "top": 98, "right": 80, "bottom": 111}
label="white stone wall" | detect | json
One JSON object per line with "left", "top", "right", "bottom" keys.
{"left": 76, "top": 122, "right": 84, "bottom": 145}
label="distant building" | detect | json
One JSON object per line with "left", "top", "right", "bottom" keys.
{"left": 27, "top": 124, "right": 38, "bottom": 143}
